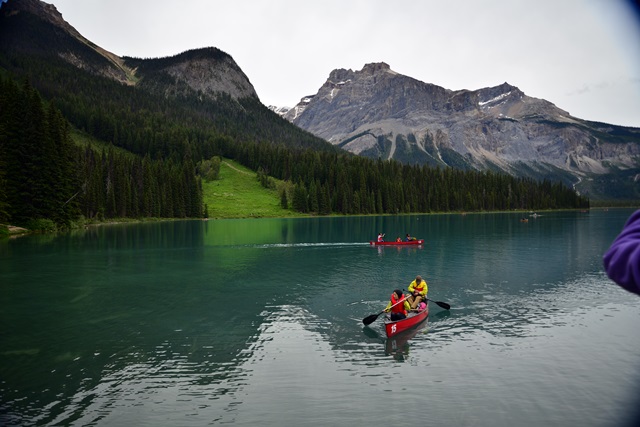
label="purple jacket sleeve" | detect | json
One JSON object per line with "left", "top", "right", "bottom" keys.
{"left": 603, "top": 210, "right": 640, "bottom": 295}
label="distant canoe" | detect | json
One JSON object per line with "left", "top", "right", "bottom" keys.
{"left": 370, "top": 239, "right": 424, "bottom": 246}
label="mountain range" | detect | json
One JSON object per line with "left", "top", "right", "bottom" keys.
{"left": 1, "top": 0, "right": 637, "bottom": 202}
{"left": 0, "top": 0, "right": 334, "bottom": 155}
{"left": 0, "top": 0, "right": 256, "bottom": 99}
{"left": 278, "top": 62, "right": 640, "bottom": 200}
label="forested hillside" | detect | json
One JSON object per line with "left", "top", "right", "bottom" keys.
{"left": 0, "top": 77, "right": 202, "bottom": 229}
{"left": 0, "top": 0, "right": 589, "bottom": 231}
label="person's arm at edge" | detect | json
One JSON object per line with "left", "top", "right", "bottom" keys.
{"left": 603, "top": 210, "right": 640, "bottom": 295}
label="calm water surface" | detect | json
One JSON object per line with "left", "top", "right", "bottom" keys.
{"left": 2, "top": 209, "right": 640, "bottom": 426}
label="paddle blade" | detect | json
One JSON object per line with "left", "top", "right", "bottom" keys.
{"left": 362, "top": 312, "right": 381, "bottom": 325}
{"left": 434, "top": 301, "right": 451, "bottom": 310}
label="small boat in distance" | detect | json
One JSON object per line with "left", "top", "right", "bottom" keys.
{"left": 370, "top": 239, "right": 424, "bottom": 246}
{"left": 384, "top": 304, "right": 429, "bottom": 337}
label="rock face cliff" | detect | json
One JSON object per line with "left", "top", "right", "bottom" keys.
{"left": 125, "top": 48, "right": 258, "bottom": 100}
{"left": 160, "top": 52, "right": 257, "bottom": 100}
{"left": 284, "top": 63, "right": 640, "bottom": 198}
{"left": 0, "top": 0, "right": 136, "bottom": 84}
{"left": 0, "top": 0, "right": 257, "bottom": 101}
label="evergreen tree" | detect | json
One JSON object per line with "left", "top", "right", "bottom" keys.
{"left": 0, "top": 117, "right": 8, "bottom": 223}
{"left": 292, "top": 181, "right": 308, "bottom": 213}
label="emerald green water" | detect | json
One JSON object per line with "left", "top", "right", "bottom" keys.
{"left": 2, "top": 210, "right": 640, "bottom": 426}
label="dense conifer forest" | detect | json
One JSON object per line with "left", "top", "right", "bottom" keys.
{"left": 0, "top": 77, "right": 202, "bottom": 229}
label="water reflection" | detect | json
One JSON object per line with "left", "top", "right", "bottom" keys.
{"left": 373, "top": 244, "right": 424, "bottom": 256}
{"left": 2, "top": 209, "right": 639, "bottom": 426}
{"left": 386, "top": 322, "right": 429, "bottom": 361}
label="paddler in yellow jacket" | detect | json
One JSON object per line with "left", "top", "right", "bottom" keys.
{"left": 407, "top": 275, "right": 427, "bottom": 309}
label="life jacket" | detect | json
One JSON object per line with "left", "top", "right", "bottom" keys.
{"left": 377, "top": 235, "right": 383, "bottom": 242}
{"left": 412, "top": 281, "right": 426, "bottom": 294}
{"left": 390, "top": 293, "right": 407, "bottom": 315}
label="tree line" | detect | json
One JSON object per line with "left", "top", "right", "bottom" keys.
{"left": 238, "top": 145, "right": 588, "bottom": 214}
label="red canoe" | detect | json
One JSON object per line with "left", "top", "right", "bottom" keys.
{"left": 370, "top": 239, "right": 424, "bottom": 246}
{"left": 384, "top": 305, "right": 429, "bottom": 337}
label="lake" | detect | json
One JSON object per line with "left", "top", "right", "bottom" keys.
{"left": 1, "top": 209, "right": 640, "bottom": 426}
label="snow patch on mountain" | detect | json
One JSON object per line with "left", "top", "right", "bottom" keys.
{"left": 479, "top": 91, "right": 511, "bottom": 106}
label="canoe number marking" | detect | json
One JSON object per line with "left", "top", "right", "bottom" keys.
{"left": 391, "top": 324, "right": 397, "bottom": 334}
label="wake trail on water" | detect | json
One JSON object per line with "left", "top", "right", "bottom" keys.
{"left": 251, "top": 242, "right": 369, "bottom": 249}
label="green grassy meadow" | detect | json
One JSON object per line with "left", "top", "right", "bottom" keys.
{"left": 203, "top": 160, "right": 303, "bottom": 219}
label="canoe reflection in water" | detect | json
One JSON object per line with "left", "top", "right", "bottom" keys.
{"left": 363, "top": 309, "right": 452, "bottom": 361}
{"left": 362, "top": 321, "right": 429, "bottom": 361}
{"left": 385, "top": 321, "right": 429, "bottom": 361}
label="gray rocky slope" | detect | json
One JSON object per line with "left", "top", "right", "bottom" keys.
{"left": 283, "top": 63, "right": 640, "bottom": 198}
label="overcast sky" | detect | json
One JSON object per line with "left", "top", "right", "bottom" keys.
{"left": 44, "top": 0, "right": 640, "bottom": 127}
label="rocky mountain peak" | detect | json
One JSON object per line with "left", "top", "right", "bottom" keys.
{"left": 477, "top": 82, "right": 520, "bottom": 103}
{"left": 3, "top": 0, "right": 67, "bottom": 29}
{"left": 326, "top": 62, "right": 396, "bottom": 84}
{"left": 136, "top": 47, "right": 258, "bottom": 100}
{"left": 283, "top": 62, "right": 640, "bottom": 199}
{"left": 1, "top": 0, "right": 136, "bottom": 85}
{"left": 1, "top": 0, "right": 257, "bottom": 100}
{"left": 361, "top": 62, "right": 392, "bottom": 75}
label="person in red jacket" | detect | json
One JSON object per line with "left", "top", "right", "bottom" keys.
{"left": 603, "top": 210, "right": 640, "bottom": 295}
{"left": 384, "top": 289, "right": 411, "bottom": 321}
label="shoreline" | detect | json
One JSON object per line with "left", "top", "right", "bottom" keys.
{"left": 2, "top": 207, "right": 635, "bottom": 237}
